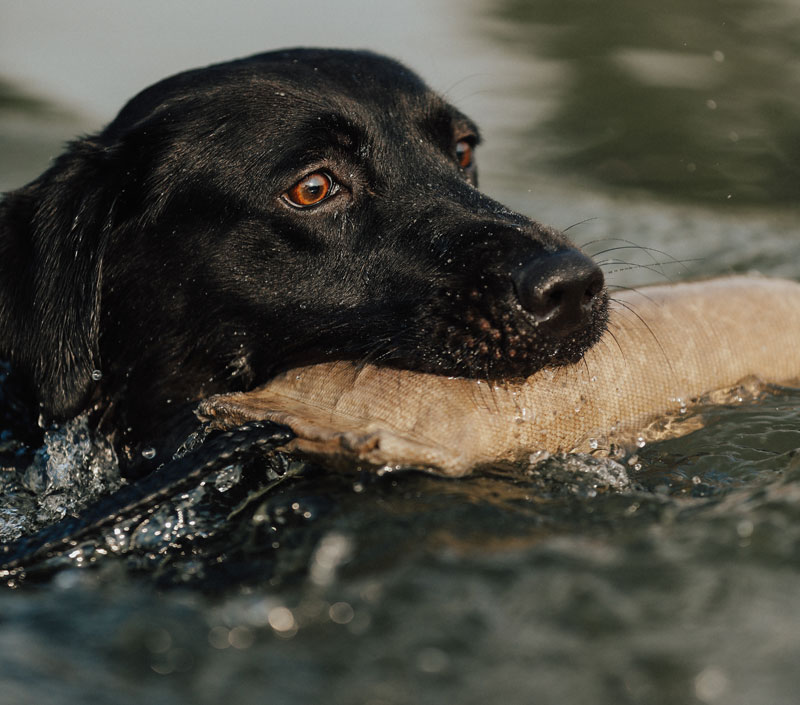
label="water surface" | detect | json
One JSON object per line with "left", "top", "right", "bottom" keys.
{"left": 1, "top": 1, "right": 799, "bottom": 703}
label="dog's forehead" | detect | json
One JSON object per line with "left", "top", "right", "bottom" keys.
{"left": 109, "top": 49, "right": 469, "bottom": 142}
{"left": 250, "top": 48, "right": 431, "bottom": 98}
{"left": 242, "top": 51, "right": 477, "bottom": 149}
{"left": 231, "top": 50, "right": 463, "bottom": 135}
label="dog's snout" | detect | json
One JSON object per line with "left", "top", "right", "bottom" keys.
{"left": 512, "top": 250, "right": 604, "bottom": 336}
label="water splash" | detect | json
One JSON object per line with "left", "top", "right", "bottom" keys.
{"left": 0, "top": 415, "right": 121, "bottom": 541}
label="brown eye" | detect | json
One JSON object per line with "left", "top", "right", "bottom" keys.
{"left": 456, "top": 140, "right": 474, "bottom": 169}
{"left": 283, "top": 172, "right": 333, "bottom": 208}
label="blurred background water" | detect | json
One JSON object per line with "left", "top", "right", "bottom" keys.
{"left": 1, "top": 1, "right": 800, "bottom": 704}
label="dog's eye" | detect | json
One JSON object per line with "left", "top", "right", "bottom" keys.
{"left": 456, "top": 140, "right": 474, "bottom": 170}
{"left": 283, "top": 172, "right": 334, "bottom": 208}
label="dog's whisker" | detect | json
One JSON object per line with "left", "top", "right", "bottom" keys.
{"left": 563, "top": 217, "right": 599, "bottom": 233}
{"left": 609, "top": 297, "right": 674, "bottom": 378}
{"left": 588, "top": 240, "right": 696, "bottom": 275}
{"left": 604, "top": 284, "right": 660, "bottom": 306}
{"left": 599, "top": 325, "right": 625, "bottom": 359}
{"left": 596, "top": 256, "right": 699, "bottom": 268}
{"left": 596, "top": 259, "right": 699, "bottom": 281}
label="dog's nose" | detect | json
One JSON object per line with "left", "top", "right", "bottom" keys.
{"left": 512, "top": 250, "right": 604, "bottom": 337}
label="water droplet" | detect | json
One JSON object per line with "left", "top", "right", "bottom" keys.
{"left": 528, "top": 450, "right": 550, "bottom": 465}
{"left": 589, "top": 438, "right": 599, "bottom": 450}
{"left": 310, "top": 532, "right": 352, "bottom": 586}
{"left": 142, "top": 447, "right": 157, "bottom": 460}
{"left": 91, "top": 369, "right": 102, "bottom": 381}
{"left": 514, "top": 407, "right": 531, "bottom": 424}
{"left": 329, "top": 602, "right": 354, "bottom": 625}
{"left": 694, "top": 666, "right": 728, "bottom": 702}
{"left": 268, "top": 606, "right": 297, "bottom": 635}
{"left": 736, "top": 520, "right": 754, "bottom": 538}
{"left": 229, "top": 626, "right": 255, "bottom": 650}
{"left": 214, "top": 463, "right": 241, "bottom": 492}
{"left": 636, "top": 436, "right": 646, "bottom": 448}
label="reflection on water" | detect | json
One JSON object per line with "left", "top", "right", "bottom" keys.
{"left": 488, "top": 0, "right": 800, "bottom": 204}
{"left": 0, "top": 79, "right": 58, "bottom": 116}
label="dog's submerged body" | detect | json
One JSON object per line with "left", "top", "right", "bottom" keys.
{"left": 0, "top": 49, "right": 607, "bottom": 474}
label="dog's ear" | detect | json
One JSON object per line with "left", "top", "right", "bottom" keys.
{"left": 0, "top": 138, "right": 118, "bottom": 420}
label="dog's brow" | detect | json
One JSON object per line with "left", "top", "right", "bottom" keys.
{"left": 267, "top": 112, "right": 370, "bottom": 179}
{"left": 455, "top": 118, "right": 481, "bottom": 143}
{"left": 420, "top": 106, "right": 481, "bottom": 145}
{"left": 269, "top": 112, "right": 367, "bottom": 163}
{"left": 307, "top": 112, "right": 364, "bottom": 145}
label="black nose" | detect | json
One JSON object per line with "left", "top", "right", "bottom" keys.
{"left": 512, "top": 250, "right": 604, "bottom": 337}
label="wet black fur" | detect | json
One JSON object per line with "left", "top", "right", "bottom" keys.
{"left": 0, "top": 48, "right": 607, "bottom": 473}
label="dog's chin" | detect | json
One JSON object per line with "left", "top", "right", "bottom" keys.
{"left": 382, "top": 307, "right": 609, "bottom": 382}
{"left": 383, "top": 289, "right": 610, "bottom": 381}
{"left": 386, "top": 337, "right": 594, "bottom": 382}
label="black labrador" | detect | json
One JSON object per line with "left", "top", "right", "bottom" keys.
{"left": 0, "top": 48, "right": 607, "bottom": 475}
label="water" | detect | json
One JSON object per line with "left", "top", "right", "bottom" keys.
{"left": 2, "top": 1, "right": 800, "bottom": 703}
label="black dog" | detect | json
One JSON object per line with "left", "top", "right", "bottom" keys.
{"left": 0, "top": 48, "right": 607, "bottom": 474}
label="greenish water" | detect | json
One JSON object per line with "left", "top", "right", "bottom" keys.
{"left": 1, "top": 1, "right": 799, "bottom": 704}
{"left": 487, "top": 0, "right": 800, "bottom": 205}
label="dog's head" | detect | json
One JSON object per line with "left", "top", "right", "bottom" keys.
{"left": 0, "top": 48, "right": 607, "bottom": 461}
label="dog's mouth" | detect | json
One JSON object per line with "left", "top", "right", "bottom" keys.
{"left": 377, "top": 250, "right": 609, "bottom": 381}
{"left": 392, "top": 289, "right": 608, "bottom": 381}
{"left": 266, "top": 282, "right": 608, "bottom": 385}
